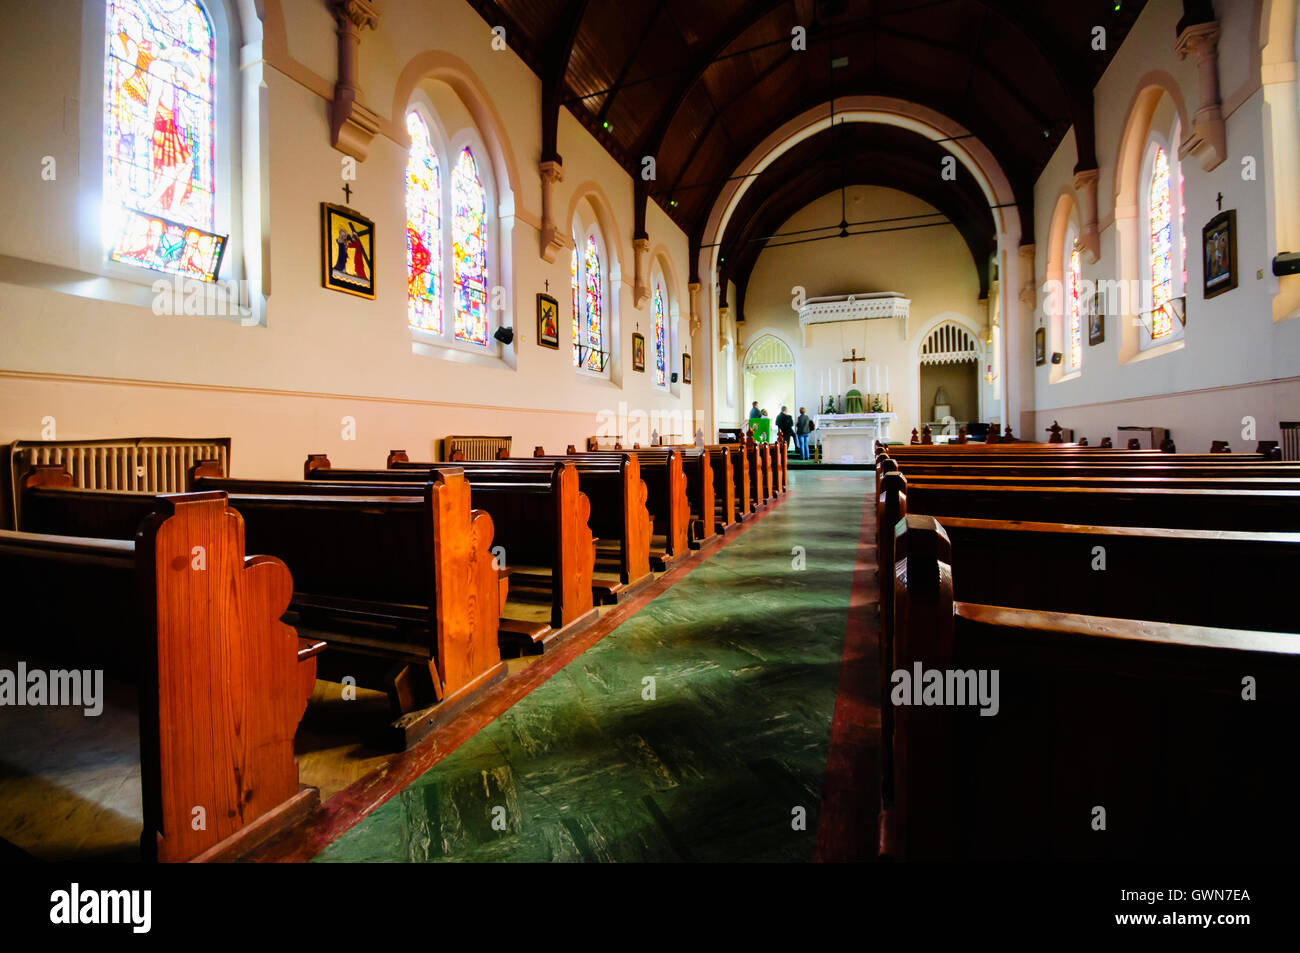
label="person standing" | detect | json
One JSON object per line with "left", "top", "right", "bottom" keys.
{"left": 794, "top": 407, "right": 813, "bottom": 459}
{"left": 748, "top": 401, "right": 762, "bottom": 421}
{"left": 775, "top": 406, "right": 794, "bottom": 450}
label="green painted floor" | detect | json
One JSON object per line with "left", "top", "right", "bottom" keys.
{"left": 315, "top": 470, "right": 870, "bottom": 862}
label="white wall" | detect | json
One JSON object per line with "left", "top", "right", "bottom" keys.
{"left": 1029, "top": 0, "right": 1300, "bottom": 449}
{"left": 0, "top": 0, "right": 694, "bottom": 477}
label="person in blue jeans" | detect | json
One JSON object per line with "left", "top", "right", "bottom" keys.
{"left": 794, "top": 407, "right": 813, "bottom": 459}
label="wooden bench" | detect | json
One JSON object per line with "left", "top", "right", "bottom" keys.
{"left": 387, "top": 451, "right": 652, "bottom": 595}
{"left": 706, "top": 445, "right": 737, "bottom": 530}
{"left": 573, "top": 446, "right": 715, "bottom": 546}
{"left": 564, "top": 448, "right": 690, "bottom": 565}
{"left": 251, "top": 458, "right": 598, "bottom": 647}
{"left": 20, "top": 465, "right": 504, "bottom": 748}
{"left": 883, "top": 515, "right": 1300, "bottom": 860}
{"left": 0, "top": 491, "right": 320, "bottom": 862}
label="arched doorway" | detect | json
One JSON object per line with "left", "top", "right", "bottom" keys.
{"left": 743, "top": 334, "right": 795, "bottom": 427}
{"left": 917, "top": 321, "right": 981, "bottom": 434}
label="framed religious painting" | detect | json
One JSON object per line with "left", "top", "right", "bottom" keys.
{"left": 1034, "top": 327, "right": 1046, "bottom": 366}
{"left": 1203, "top": 209, "right": 1237, "bottom": 300}
{"left": 632, "top": 332, "right": 646, "bottom": 372}
{"left": 537, "top": 293, "right": 560, "bottom": 349}
{"left": 682, "top": 352, "right": 692, "bottom": 384}
{"left": 1088, "top": 300, "right": 1105, "bottom": 346}
{"left": 321, "top": 203, "right": 375, "bottom": 299}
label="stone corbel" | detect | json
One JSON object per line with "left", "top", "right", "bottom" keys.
{"left": 1175, "top": 20, "right": 1227, "bottom": 171}
{"left": 632, "top": 235, "right": 650, "bottom": 308}
{"left": 688, "top": 281, "right": 701, "bottom": 338}
{"left": 538, "top": 160, "right": 567, "bottom": 262}
{"left": 718, "top": 306, "right": 731, "bottom": 353}
{"left": 329, "top": 0, "right": 381, "bottom": 161}
{"left": 1018, "top": 244, "right": 1036, "bottom": 307}
{"left": 1072, "top": 169, "right": 1101, "bottom": 263}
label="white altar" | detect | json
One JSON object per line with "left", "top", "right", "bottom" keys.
{"left": 815, "top": 412, "right": 898, "bottom": 463}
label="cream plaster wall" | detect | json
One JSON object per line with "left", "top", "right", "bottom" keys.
{"left": 1029, "top": 0, "right": 1300, "bottom": 450}
{"left": 0, "top": 0, "right": 694, "bottom": 478}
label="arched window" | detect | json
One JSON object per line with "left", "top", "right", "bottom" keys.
{"left": 582, "top": 234, "right": 605, "bottom": 371}
{"left": 569, "top": 226, "right": 607, "bottom": 373}
{"left": 1137, "top": 130, "right": 1186, "bottom": 352}
{"left": 104, "top": 0, "right": 221, "bottom": 279}
{"left": 403, "top": 101, "right": 499, "bottom": 354}
{"left": 1065, "top": 231, "right": 1083, "bottom": 373}
{"left": 451, "top": 147, "right": 489, "bottom": 347}
{"left": 652, "top": 278, "right": 668, "bottom": 387}
{"left": 1149, "top": 145, "right": 1175, "bottom": 339}
{"left": 405, "top": 110, "right": 441, "bottom": 333}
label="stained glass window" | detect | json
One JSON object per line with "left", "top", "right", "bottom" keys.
{"left": 652, "top": 280, "right": 667, "bottom": 386}
{"left": 1149, "top": 146, "right": 1174, "bottom": 340}
{"left": 104, "top": 0, "right": 220, "bottom": 279}
{"left": 452, "top": 147, "right": 489, "bottom": 347}
{"left": 582, "top": 234, "right": 605, "bottom": 371}
{"left": 571, "top": 237, "right": 580, "bottom": 366}
{"left": 1067, "top": 244, "right": 1083, "bottom": 371}
{"left": 405, "top": 110, "right": 441, "bottom": 333}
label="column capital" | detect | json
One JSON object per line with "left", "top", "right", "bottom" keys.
{"left": 330, "top": 0, "right": 380, "bottom": 32}
{"left": 1072, "top": 169, "right": 1101, "bottom": 264}
{"left": 1174, "top": 19, "right": 1220, "bottom": 61}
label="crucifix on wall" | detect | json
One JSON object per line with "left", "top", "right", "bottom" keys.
{"left": 842, "top": 347, "right": 866, "bottom": 385}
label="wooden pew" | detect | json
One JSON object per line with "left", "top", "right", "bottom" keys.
{"left": 706, "top": 445, "right": 736, "bottom": 531}
{"left": 539, "top": 448, "right": 690, "bottom": 568}
{"left": 883, "top": 515, "right": 1300, "bottom": 860}
{"left": 744, "top": 436, "right": 767, "bottom": 511}
{"left": 387, "top": 451, "right": 652, "bottom": 594}
{"left": 900, "top": 481, "right": 1300, "bottom": 531}
{"left": 237, "top": 459, "right": 597, "bottom": 645}
{"left": 20, "top": 466, "right": 505, "bottom": 748}
{"left": 729, "top": 442, "right": 752, "bottom": 521}
{"left": 0, "top": 492, "right": 320, "bottom": 862}
{"left": 577, "top": 446, "right": 715, "bottom": 546}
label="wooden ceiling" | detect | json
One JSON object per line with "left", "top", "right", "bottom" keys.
{"left": 466, "top": 0, "right": 1151, "bottom": 304}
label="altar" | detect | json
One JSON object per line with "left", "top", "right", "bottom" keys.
{"left": 815, "top": 412, "right": 898, "bottom": 463}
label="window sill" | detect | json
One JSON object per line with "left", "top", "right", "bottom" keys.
{"left": 574, "top": 367, "right": 616, "bottom": 386}
{"left": 1052, "top": 370, "right": 1082, "bottom": 384}
{"left": 1125, "top": 336, "right": 1186, "bottom": 365}
{"left": 410, "top": 330, "right": 505, "bottom": 368}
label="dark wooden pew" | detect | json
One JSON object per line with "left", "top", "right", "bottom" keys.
{"left": 386, "top": 451, "right": 652, "bottom": 593}
{"left": 900, "top": 480, "right": 1300, "bottom": 531}
{"left": 0, "top": 492, "right": 320, "bottom": 862}
{"left": 883, "top": 515, "right": 1300, "bottom": 860}
{"left": 221, "top": 460, "right": 597, "bottom": 645}
{"left": 19, "top": 466, "right": 504, "bottom": 748}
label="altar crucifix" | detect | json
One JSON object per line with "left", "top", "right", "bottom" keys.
{"left": 841, "top": 347, "right": 866, "bottom": 384}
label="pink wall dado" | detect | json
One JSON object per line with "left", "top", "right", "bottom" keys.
{"left": 1031, "top": 376, "right": 1300, "bottom": 450}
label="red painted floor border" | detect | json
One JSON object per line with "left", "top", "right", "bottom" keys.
{"left": 250, "top": 492, "right": 790, "bottom": 862}
{"left": 813, "top": 488, "right": 882, "bottom": 862}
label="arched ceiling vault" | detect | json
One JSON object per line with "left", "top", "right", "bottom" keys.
{"left": 467, "top": 0, "right": 1151, "bottom": 282}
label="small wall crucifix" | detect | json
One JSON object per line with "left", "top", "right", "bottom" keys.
{"left": 841, "top": 347, "right": 866, "bottom": 385}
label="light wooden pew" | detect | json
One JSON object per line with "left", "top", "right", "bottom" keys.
{"left": 0, "top": 492, "right": 320, "bottom": 862}
{"left": 883, "top": 515, "right": 1300, "bottom": 860}
{"left": 19, "top": 466, "right": 504, "bottom": 748}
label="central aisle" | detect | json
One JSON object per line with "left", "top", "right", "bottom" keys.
{"left": 316, "top": 470, "right": 871, "bottom": 862}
